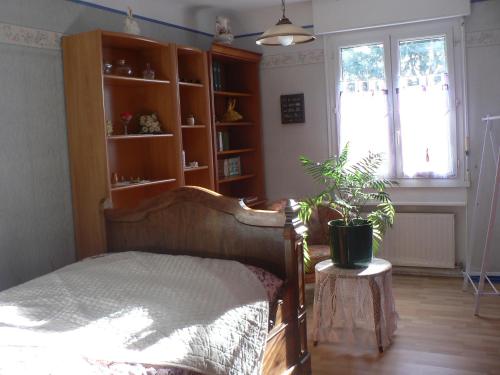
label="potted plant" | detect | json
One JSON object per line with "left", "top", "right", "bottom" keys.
{"left": 299, "top": 144, "right": 396, "bottom": 268}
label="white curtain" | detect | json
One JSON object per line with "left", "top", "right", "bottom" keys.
{"left": 398, "top": 76, "right": 454, "bottom": 178}
{"left": 338, "top": 83, "right": 393, "bottom": 177}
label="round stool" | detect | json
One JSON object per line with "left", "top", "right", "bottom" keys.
{"left": 312, "top": 258, "right": 398, "bottom": 353}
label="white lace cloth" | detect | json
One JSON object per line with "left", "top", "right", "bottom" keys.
{"left": 312, "top": 258, "right": 397, "bottom": 352}
{"left": 0, "top": 252, "right": 269, "bottom": 375}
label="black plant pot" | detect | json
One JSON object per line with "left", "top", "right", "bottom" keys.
{"left": 328, "top": 219, "right": 373, "bottom": 268}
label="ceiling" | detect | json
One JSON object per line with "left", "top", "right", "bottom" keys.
{"left": 168, "top": 0, "right": 306, "bottom": 11}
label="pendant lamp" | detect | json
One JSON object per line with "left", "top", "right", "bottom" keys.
{"left": 256, "top": 0, "right": 315, "bottom": 46}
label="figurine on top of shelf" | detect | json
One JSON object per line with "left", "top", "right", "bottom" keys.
{"left": 124, "top": 7, "right": 141, "bottom": 35}
{"left": 221, "top": 98, "right": 243, "bottom": 122}
{"left": 139, "top": 113, "right": 163, "bottom": 134}
{"left": 214, "top": 16, "right": 234, "bottom": 44}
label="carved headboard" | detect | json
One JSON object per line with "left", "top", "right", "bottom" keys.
{"left": 105, "top": 187, "right": 289, "bottom": 279}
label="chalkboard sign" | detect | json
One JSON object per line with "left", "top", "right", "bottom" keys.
{"left": 280, "top": 93, "right": 305, "bottom": 124}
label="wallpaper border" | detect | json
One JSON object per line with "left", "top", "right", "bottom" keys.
{"left": 261, "top": 48, "right": 324, "bottom": 69}
{"left": 0, "top": 22, "right": 62, "bottom": 50}
{"left": 466, "top": 28, "right": 500, "bottom": 47}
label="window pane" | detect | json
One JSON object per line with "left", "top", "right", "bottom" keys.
{"left": 397, "top": 36, "right": 455, "bottom": 178}
{"left": 339, "top": 44, "right": 393, "bottom": 176}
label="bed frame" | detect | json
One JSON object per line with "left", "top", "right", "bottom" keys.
{"left": 104, "top": 186, "right": 311, "bottom": 375}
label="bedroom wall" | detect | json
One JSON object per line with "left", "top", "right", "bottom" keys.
{"left": 233, "top": 0, "right": 499, "bottom": 273}
{"left": 0, "top": 0, "right": 212, "bottom": 291}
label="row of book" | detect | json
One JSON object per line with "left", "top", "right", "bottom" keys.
{"left": 212, "top": 60, "right": 223, "bottom": 91}
{"left": 216, "top": 131, "right": 230, "bottom": 151}
{"left": 218, "top": 156, "right": 241, "bottom": 178}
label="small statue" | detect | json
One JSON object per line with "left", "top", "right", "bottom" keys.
{"left": 214, "top": 16, "right": 234, "bottom": 44}
{"left": 106, "top": 120, "right": 113, "bottom": 136}
{"left": 221, "top": 98, "right": 243, "bottom": 122}
{"left": 124, "top": 7, "right": 141, "bottom": 35}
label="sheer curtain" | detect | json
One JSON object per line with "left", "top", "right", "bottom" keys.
{"left": 398, "top": 74, "right": 455, "bottom": 178}
{"left": 338, "top": 81, "right": 393, "bottom": 177}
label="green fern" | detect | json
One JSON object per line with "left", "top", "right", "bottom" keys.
{"left": 299, "top": 143, "right": 397, "bottom": 256}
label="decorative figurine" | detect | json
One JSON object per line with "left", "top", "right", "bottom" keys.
{"left": 106, "top": 119, "right": 113, "bottom": 136}
{"left": 124, "top": 7, "right": 141, "bottom": 35}
{"left": 142, "top": 63, "right": 155, "bottom": 80}
{"left": 186, "top": 114, "right": 195, "bottom": 126}
{"left": 139, "top": 113, "right": 162, "bottom": 134}
{"left": 221, "top": 98, "right": 243, "bottom": 122}
{"left": 120, "top": 112, "right": 133, "bottom": 135}
{"left": 214, "top": 16, "right": 234, "bottom": 44}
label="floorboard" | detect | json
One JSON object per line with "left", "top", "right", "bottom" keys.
{"left": 307, "top": 275, "right": 500, "bottom": 374}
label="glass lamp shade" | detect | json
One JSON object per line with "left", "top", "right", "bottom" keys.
{"left": 256, "top": 18, "right": 315, "bottom": 46}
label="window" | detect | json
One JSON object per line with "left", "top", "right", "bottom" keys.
{"left": 327, "top": 21, "right": 463, "bottom": 183}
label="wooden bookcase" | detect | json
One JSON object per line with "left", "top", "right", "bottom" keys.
{"left": 177, "top": 46, "right": 215, "bottom": 190}
{"left": 208, "top": 43, "right": 266, "bottom": 208}
{"left": 63, "top": 30, "right": 217, "bottom": 260}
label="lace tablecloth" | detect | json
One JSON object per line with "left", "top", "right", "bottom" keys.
{"left": 312, "top": 258, "right": 398, "bottom": 352}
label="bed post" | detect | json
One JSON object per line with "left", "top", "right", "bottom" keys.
{"left": 284, "top": 199, "right": 311, "bottom": 374}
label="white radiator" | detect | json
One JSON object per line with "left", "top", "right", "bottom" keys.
{"left": 379, "top": 213, "right": 455, "bottom": 268}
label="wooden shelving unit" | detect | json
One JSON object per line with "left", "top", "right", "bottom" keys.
{"left": 177, "top": 45, "right": 214, "bottom": 190}
{"left": 62, "top": 30, "right": 183, "bottom": 259}
{"left": 208, "top": 43, "right": 266, "bottom": 207}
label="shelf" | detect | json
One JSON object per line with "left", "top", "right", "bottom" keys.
{"left": 179, "top": 81, "right": 204, "bottom": 88}
{"left": 218, "top": 174, "right": 255, "bottom": 184}
{"left": 216, "top": 122, "right": 253, "bottom": 127}
{"left": 184, "top": 165, "right": 209, "bottom": 173}
{"left": 181, "top": 125, "right": 206, "bottom": 129}
{"left": 214, "top": 90, "right": 252, "bottom": 97}
{"left": 107, "top": 133, "right": 173, "bottom": 140}
{"left": 218, "top": 148, "right": 255, "bottom": 156}
{"left": 111, "top": 178, "right": 176, "bottom": 192}
{"left": 104, "top": 75, "right": 170, "bottom": 86}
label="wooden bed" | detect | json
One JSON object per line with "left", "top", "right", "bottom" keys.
{"left": 105, "top": 186, "right": 312, "bottom": 374}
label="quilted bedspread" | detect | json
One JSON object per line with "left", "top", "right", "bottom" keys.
{"left": 0, "top": 252, "right": 269, "bottom": 375}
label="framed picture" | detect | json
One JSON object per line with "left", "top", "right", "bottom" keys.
{"left": 280, "top": 93, "right": 305, "bottom": 124}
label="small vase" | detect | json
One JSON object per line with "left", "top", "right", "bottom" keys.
{"left": 115, "top": 59, "right": 133, "bottom": 76}
{"left": 142, "top": 63, "right": 155, "bottom": 79}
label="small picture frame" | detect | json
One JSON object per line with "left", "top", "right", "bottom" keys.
{"left": 280, "top": 93, "right": 305, "bottom": 124}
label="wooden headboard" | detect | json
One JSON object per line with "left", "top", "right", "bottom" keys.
{"left": 105, "top": 187, "right": 298, "bottom": 279}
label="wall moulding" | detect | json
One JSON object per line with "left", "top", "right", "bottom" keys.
{"left": 261, "top": 48, "right": 324, "bottom": 69}
{"left": 466, "top": 28, "right": 500, "bottom": 47}
{"left": 0, "top": 22, "right": 62, "bottom": 50}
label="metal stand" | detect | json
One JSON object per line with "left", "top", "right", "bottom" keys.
{"left": 463, "top": 115, "right": 500, "bottom": 315}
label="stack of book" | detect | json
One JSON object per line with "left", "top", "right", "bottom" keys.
{"left": 212, "top": 61, "right": 223, "bottom": 91}
{"left": 218, "top": 157, "right": 241, "bottom": 178}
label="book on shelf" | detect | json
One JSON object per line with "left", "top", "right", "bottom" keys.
{"left": 212, "top": 60, "right": 222, "bottom": 91}
{"left": 216, "top": 131, "right": 230, "bottom": 151}
{"left": 217, "top": 156, "right": 241, "bottom": 178}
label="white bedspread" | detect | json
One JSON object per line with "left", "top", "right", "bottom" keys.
{"left": 0, "top": 252, "right": 269, "bottom": 375}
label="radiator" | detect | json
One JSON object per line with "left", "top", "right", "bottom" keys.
{"left": 378, "top": 213, "right": 455, "bottom": 268}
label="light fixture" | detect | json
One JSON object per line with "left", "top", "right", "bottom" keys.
{"left": 256, "top": 0, "right": 315, "bottom": 46}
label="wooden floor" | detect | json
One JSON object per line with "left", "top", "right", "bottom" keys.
{"left": 306, "top": 276, "right": 500, "bottom": 375}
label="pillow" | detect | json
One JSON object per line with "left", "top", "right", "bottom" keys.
{"left": 245, "top": 264, "right": 283, "bottom": 302}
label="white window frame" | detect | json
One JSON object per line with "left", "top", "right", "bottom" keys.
{"left": 324, "top": 19, "right": 468, "bottom": 188}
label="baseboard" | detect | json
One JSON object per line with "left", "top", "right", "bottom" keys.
{"left": 392, "top": 265, "right": 462, "bottom": 277}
